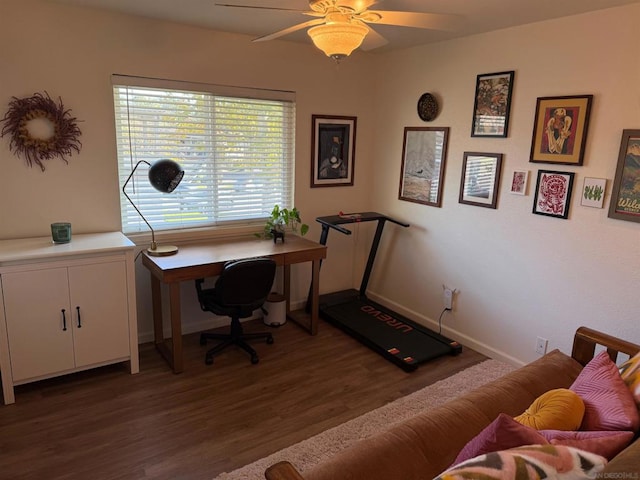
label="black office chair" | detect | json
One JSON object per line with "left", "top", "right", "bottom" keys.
{"left": 195, "top": 257, "right": 277, "bottom": 365}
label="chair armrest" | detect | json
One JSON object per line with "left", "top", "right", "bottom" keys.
{"left": 265, "top": 461, "right": 305, "bottom": 480}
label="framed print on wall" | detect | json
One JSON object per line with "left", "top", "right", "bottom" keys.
{"left": 509, "top": 170, "right": 529, "bottom": 195}
{"left": 608, "top": 129, "right": 640, "bottom": 223}
{"left": 459, "top": 152, "right": 503, "bottom": 208}
{"left": 471, "top": 70, "right": 514, "bottom": 138}
{"left": 532, "top": 170, "right": 575, "bottom": 219}
{"left": 529, "top": 95, "right": 593, "bottom": 166}
{"left": 398, "top": 127, "right": 450, "bottom": 207}
{"left": 581, "top": 177, "right": 606, "bottom": 208}
{"left": 311, "top": 114, "right": 356, "bottom": 187}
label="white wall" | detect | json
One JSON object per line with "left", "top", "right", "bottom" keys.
{"left": 0, "top": 0, "right": 376, "bottom": 340}
{"left": 1, "top": 1, "right": 638, "bottom": 364}
{"left": 367, "top": 5, "right": 640, "bottom": 365}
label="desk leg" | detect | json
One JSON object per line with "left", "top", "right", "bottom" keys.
{"left": 168, "top": 282, "right": 183, "bottom": 373}
{"left": 151, "top": 275, "right": 163, "bottom": 346}
{"left": 309, "top": 259, "right": 320, "bottom": 336}
{"left": 283, "top": 264, "right": 291, "bottom": 315}
{"left": 151, "top": 276, "right": 183, "bottom": 374}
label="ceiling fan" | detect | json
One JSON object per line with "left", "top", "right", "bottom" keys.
{"left": 215, "top": 0, "right": 462, "bottom": 62}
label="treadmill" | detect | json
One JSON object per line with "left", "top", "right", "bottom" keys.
{"left": 312, "top": 212, "right": 461, "bottom": 372}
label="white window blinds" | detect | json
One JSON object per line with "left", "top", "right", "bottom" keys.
{"left": 112, "top": 75, "right": 296, "bottom": 234}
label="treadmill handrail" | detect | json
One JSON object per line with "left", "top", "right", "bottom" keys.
{"left": 316, "top": 211, "right": 409, "bottom": 235}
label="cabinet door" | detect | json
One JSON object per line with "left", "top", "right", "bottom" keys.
{"left": 68, "top": 261, "right": 130, "bottom": 367}
{"left": 2, "top": 268, "right": 75, "bottom": 381}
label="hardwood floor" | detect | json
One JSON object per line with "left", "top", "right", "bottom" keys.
{"left": 0, "top": 319, "right": 486, "bottom": 480}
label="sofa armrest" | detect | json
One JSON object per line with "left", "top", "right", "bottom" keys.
{"left": 572, "top": 326, "right": 640, "bottom": 366}
{"left": 265, "top": 461, "right": 305, "bottom": 480}
{"left": 602, "top": 438, "right": 640, "bottom": 475}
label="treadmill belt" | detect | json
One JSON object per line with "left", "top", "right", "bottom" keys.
{"left": 321, "top": 297, "right": 461, "bottom": 371}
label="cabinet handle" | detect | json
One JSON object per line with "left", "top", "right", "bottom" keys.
{"left": 62, "top": 309, "right": 67, "bottom": 331}
{"left": 76, "top": 306, "right": 82, "bottom": 328}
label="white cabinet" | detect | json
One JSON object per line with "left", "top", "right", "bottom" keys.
{"left": 0, "top": 232, "right": 139, "bottom": 404}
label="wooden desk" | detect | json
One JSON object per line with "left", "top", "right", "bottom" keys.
{"left": 141, "top": 235, "right": 326, "bottom": 373}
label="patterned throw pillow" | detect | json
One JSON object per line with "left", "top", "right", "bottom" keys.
{"left": 619, "top": 350, "right": 640, "bottom": 408}
{"left": 435, "top": 445, "right": 607, "bottom": 480}
{"left": 570, "top": 351, "right": 639, "bottom": 431}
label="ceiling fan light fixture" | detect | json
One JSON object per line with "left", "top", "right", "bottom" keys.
{"left": 307, "top": 22, "right": 368, "bottom": 61}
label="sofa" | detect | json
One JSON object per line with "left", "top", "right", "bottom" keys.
{"left": 265, "top": 327, "right": 640, "bottom": 479}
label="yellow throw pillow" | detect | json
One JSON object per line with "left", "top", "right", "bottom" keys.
{"left": 620, "top": 351, "right": 640, "bottom": 408}
{"left": 514, "top": 388, "right": 585, "bottom": 430}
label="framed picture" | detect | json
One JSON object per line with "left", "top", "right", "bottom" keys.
{"left": 398, "top": 127, "right": 450, "bottom": 207}
{"left": 529, "top": 95, "right": 593, "bottom": 165}
{"left": 471, "top": 70, "right": 515, "bottom": 137}
{"left": 608, "top": 129, "right": 640, "bottom": 222}
{"left": 311, "top": 114, "right": 356, "bottom": 187}
{"left": 532, "top": 170, "right": 575, "bottom": 219}
{"left": 509, "top": 170, "right": 529, "bottom": 195}
{"left": 581, "top": 177, "right": 607, "bottom": 208}
{"left": 459, "top": 152, "right": 503, "bottom": 208}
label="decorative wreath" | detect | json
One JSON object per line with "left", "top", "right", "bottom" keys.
{"left": 0, "top": 92, "right": 82, "bottom": 171}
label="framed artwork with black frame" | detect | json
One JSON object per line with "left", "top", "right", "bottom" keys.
{"left": 471, "top": 70, "right": 515, "bottom": 138}
{"left": 529, "top": 95, "right": 593, "bottom": 166}
{"left": 459, "top": 152, "right": 503, "bottom": 208}
{"left": 398, "top": 126, "right": 450, "bottom": 207}
{"left": 608, "top": 129, "right": 640, "bottom": 223}
{"left": 532, "top": 170, "right": 575, "bottom": 219}
{"left": 311, "top": 114, "right": 356, "bottom": 187}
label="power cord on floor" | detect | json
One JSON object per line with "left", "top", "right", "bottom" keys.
{"left": 437, "top": 308, "right": 450, "bottom": 334}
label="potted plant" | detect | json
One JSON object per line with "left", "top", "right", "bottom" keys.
{"left": 258, "top": 205, "right": 309, "bottom": 242}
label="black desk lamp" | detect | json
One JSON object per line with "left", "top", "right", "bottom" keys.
{"left": 122, "top": 159, "right": 185, "bottom": 256}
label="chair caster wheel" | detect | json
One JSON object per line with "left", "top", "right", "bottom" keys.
{"left": 267, "top": 336, "right": 274, "bottom": 345}
{"left": 205, "top": 356, "right": 213, "bottom": 365}
{"left": 251, "top": 356, "right": 259, "bottom": 364}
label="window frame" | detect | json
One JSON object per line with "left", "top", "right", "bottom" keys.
{"left": 112, "top": 75, "right": 296, "bottom": 239}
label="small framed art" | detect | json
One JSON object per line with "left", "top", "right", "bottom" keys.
{"left": 608, "top": 129, "right": 640, "bottom": 222}
{"left": 459, "top": 152, "right": 503, "bottom": 208}
{"left": 581, "top": 177, "right": 606, "bottom": 208}
{"left": 398, "top": 126, "right": 450, "bottom": 207}
{"left": 311, "top": 115, "right": 356, "bottom": 187}
{"left": 529, "top": 95, "right": 593, "bottom": 165}
{"left": 471, "top": 70, "right": 514, "bottom": 138}
{"left": 532, "top": 170, "right": 575, "bottom": 219}
{"left": 509, "top": 170, "right": 529, "bottom": 195}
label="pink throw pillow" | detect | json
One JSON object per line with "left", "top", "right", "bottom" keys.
{"left": 570, "top": 351, "right": 639, "bottom": 431}
{"left": 452, "top": 413, "right": 547, "bottom": 465}
{"left": 539, "top": 429, "right": 634, "bottom": 460}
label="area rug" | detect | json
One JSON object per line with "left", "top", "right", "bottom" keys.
{"left": 214, "top": 359, "right": 514, "bottom": 480}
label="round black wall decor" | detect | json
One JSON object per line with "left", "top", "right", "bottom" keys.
{"left": 417, "top": 93, "right": 439, "bottom": 122}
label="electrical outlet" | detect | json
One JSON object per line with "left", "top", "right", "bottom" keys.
{"left": 443, "top": 287, "right": 453, "bottom": 310}
{"left": 535, "top": 337, "right": 548, "bottom": 355}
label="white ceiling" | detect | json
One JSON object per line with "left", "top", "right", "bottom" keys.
{"left": 47, "top": 0, "right": 640, "bottom": 53}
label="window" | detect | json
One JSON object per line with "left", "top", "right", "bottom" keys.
{"left": 112, "top": 75, "right": 296, "bottom": 235}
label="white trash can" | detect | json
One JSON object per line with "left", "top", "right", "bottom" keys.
{"left": 263, "top": 292, "right": 286, "bottom": 326}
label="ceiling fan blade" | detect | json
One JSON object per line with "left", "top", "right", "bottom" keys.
{"left": 214, "top": 2, "right": 317, "bottom": 13}
{"left": 360, "top": 25, "right": 388, "bottom": 51}
{"left": 366, "top": 10, "right": 462, "bottom": 31}
{"left": 253, "top": 18, "right": 325, "bottom": 42}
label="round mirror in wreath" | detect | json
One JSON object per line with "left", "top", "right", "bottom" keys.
{"left": 0, "top": 92, "right": 82, "bottom": 171}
